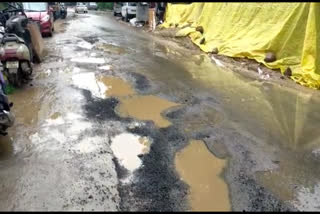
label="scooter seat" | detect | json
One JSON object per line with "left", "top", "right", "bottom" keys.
{"left": 2, "top": 34, "right": 24, "bottom": 44}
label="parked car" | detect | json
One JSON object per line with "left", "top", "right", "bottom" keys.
{"left": 23, "top": 2, "right": 54, "bottom": 37}
{"left": 75, "top": 2, "right": 88, "bottom": 13}
{"left": 113, "top": 2, "right": 123, "bottom": 16}
{"left": 48, "top": 2, "right": 61, "bottom": 20}
{"left": 121, "top": 2, "right": 137, "bottom": 22}
{"left": 87, "top": 2, "right": 98, "bottom": 10}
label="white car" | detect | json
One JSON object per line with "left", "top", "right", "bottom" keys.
{"left": 121, "top": 2, "right": 137, "bottom": 22}
{"left": 75, "top": 3, "right": 88, "bottom": 13}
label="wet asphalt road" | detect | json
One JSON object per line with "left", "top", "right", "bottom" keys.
{"left": 0, "top": 9, "right": 320, "bottom": 211}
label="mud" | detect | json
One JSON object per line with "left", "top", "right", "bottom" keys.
{"left": 117, "top": 95, "right": 180, "bottom": 128}
{"left": 175, "top": 140, "right": 230, "bottom": 211}
{"left": 95, "top": 42, "right": 129, "bottom": 55}
{"left": 0, "top": 9, "right": 318, "bottom": 212}
{"left": 98, "top": 76, "right": 135, "bottom": 97}
{"left": 50, "top": 112, "right": 62, "bottom": 120}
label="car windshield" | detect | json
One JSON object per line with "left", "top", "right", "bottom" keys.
{"left": 23, "top": 2, "right": 47, "bottom": 12}
{"left": 77, "top": 3, "right": 85, "bottom": 6}
{"left": 129, "top": 3, "right": 137, "bottom": 6}
{"left": 89, "top": 3, "right": 97, "bottom": 6}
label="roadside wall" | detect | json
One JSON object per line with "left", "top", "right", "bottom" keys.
{"left": 162, "top": 3, "right": 320, "bottom": 89}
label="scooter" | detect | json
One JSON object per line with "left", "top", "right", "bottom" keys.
{"left": 0, "top": 64, "right": 15, "bottom": 136}
{"left": 0, "top": 6, "right": 33, "bottom": 87}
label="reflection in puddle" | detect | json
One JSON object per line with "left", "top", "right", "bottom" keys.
{"left": 292, "top": 183, "right": 320, "bottom": 211}
{"left": 98, "top": 65, "right": 112, "bottom": 71}
{"left": 76, "top": 40, "right": 94, "bottom": 50}
{"left": 117, "top": 95, "right": 180, "bottom": 128}
{"left": 71, "top": 57, "right": 105, "bottom": 64}
{"left": 72, "top": 72, "right": 107, "bottom": 98}
{"left": 110, "top": 133, "right": 150, "bottom": 172}
{"left": 183, "top": 107, "right": 224, "bottom": 133}
{"left": 50, "top": 112, "right": 61, "bottom": 120}
{"left": 175, "top": 140, "right": 230, "bottom": 211}
{"left": 0, "top": 135, "right": 13, "bottom": 161}
{"left": 256, "top": 149, "right": 320, "bottom": 210}
{"left": 95, "top": 42, "right": 128, "bottom": 55}
{"left": 98, "top": 76, "right": 135, "bottom": 97}
{"left": 9, "top": 87, "right": 44, "bottom": 126}
{"left": 257, "top": 170, "right": 294, "bottom": 203}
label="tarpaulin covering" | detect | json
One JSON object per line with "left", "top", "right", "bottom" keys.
{"left": 162, "top": 3, "right": 320, "bottom": 89}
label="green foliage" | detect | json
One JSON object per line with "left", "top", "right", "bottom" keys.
{"left": 4, "top": 84, "right": 15, "bottom": 95}
{"left": 97, "top": 2, "right": 113, "bottom": 10}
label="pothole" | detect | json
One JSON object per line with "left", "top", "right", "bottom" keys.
{"left": 98, "top": 76, "right": 135, "bottom": 97}
{"left": 110, "top": 133, "right": 151, "bottom": 172}
{"left": 175, "top": 140, "right": 231, "bottom": 211}
{"left": 117, "top": 95, "right": 180, "bottom": 128}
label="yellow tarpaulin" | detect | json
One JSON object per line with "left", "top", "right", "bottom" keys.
{"left": 162, "top": 3, "right": 320, "bottom": 89}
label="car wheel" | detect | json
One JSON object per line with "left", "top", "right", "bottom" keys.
{"left": 48, "top": 30, "right": 53, "bottom": 37}
{"left": 114, "top": 12, "right": 116, "bottom": 16}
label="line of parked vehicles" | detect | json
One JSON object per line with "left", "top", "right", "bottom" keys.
{"left": 113, "top": 2, "right": 166, "bottom": 24}
{"left": 0, "top": 2, "right": 67, "bottom": 135}
{"left": 75, "top": 2, "right": 98, "bottom": 13}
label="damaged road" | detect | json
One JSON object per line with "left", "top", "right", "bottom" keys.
{"left": 0, "top": 9, "right": 320, "bottom": 211}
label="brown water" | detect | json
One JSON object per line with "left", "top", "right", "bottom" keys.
{"left": 9, "top": 87, "right": 43, "bottom": 126}
{"left": 256, "top": 150, "right": 320, "bottom": 204}
{"left": 95, "top": 42, "right": 128, "bottom": 55}
{"left": 117, "top": 95, "right": 180, "bottom": 128}
{"left": 182, "top": 107, "right": 224, "bottom": 133}
{"left": 98, "top": 76, "right": 135, "bottom": 97}
{"left": 175, "top": 140, "right": 230, "bottom": 211}
{"left": 50, "top": 112, "right": 62, "bottom": 120}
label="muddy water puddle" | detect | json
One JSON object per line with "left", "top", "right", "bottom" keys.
{"left": 256, "top": 151, "right": 320, "bottom": 208}
{"left": 98, "top": 76, "right": 135, "bottom": 97}
{"left": 72, "top": 72, "right": 107, "bottom": 98}
{"left": 95, "top": 42, "right": 128, "bottom": 55}
{"left": 117, "top": 95, "right": 180, "bottom": 128}
{"left": 72, "top": 73, "right": 135, "bottom": 98}
{"left": 175, "top": 140, "right": 230, "bottom": 211}
{"left": 182, "top": 107, "right": 224, "bottom": 133}
{"left": 50, "top": 112, "right": 62, "bottom": 120}
{"left": 8, "top": 87, "right": 52, "bottom": 126}
{"left": 70, "top": 57, "right": 105, "bottom": 64}
{"left": 72, "top": 72, "right": 180, "bottom": 128}
{"left": 110, "top": 133, "right": 151, "bottom": 172}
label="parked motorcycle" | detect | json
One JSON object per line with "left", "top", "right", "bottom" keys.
{"left": 0, "top": 64, "right": 15, "bottom": 136}
{"left": 0, "top": 5, "right": 33, "bottom": 87}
